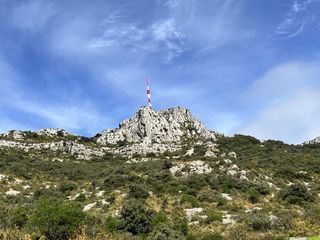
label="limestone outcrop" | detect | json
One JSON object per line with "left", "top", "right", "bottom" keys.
{"left": 97, "top": 106, "right": 216, "bottom": 150}
{"left": 0, "top": 106, "right": 218, "bottom": 158}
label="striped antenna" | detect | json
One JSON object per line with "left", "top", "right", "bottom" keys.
{"left": 146, "top": 79, "right": 152, "bottom": 107}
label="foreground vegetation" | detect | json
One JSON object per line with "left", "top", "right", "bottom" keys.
{"left": 0, "top": 134, "right": 320, "bottom": 239}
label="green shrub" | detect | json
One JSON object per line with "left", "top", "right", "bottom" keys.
{"left": 186, "top": 235, "right": 197, "bottom": 240}
{"left": 251, "top": 182, "right": 271, "bottom": 195}
{"left": 146, "top": 152, "right": 156, "bottom": 158}
{"left": 245, "top": 213, "right": 271, "bottom": 231}
{"left": 30, "top": 198, "right": 86, "bottom": 240}
{"left": 272, "top": 211, "right": 294, "bottom": 231}
{"left": 58, "top": 182, "right": 77, "bottom": 194}
{"left": 201, "top": 234, "right": 224, "bottom": 240}
{"left": 172, "top": 217, "right": 188, "bottom": 236}
{"left": 119, "top": 198, "right": 154, "bottom": 234}
{"left": 162, "top": 159, "right": 173, "bottom": 169}
{"left": 11, "top": 207, "right": 29, "bottom": 228}
{"left": 205, "top": 212, "right": 223, "bottom": 223}
{"left": 33, "top": 188, "right": 63, "bottom": 200}
{"left": 153, "top": 211, "right": 168, "bottom": 226}
{"left": 193, "top": 145, "right": 207, "bottom": 156}
{"left": 105, "top": 215, "right": 119, "bottom": 232}
{"left": 279, "top": 183, "right": 314, "bottom": 205}
{"left": 247, "top": 189, "right": 261, "bottom": 203}
{"left": 217, "top": 197, "right": 226, "bottom": 206}
{"left": 0, "top": 204, "right": 11, "bottom": 228}
{"left": 181, "top": 194, "right": 199, "bottom": 208}
{"left": 305, "top": 205, "right": 320, "bottom": 225}
{"left": 128, "top": 183, "right": 149, "bottom": 199}
{"left": 151, "top": 224, "right": 182, "bottom": 240}
{"left": 75, "top": 193, "right": 86, "bottom": 202}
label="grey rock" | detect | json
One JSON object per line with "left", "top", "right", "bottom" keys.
{"left": 303, "top": 136, "right": 320, "bottom": 145}
{"left": 97, "top": 106, "right": 216, "bottom": 154}
{"left": 37, "top": 128, "right": 71, "bottom": 137}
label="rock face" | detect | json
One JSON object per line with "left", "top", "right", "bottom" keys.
{"left": 304, "top": 137, "right": 320, "bottom": 145}
{"left": 37, "top": 128, "right": 71, "bottom": 137}
{"left": 2, "top": 130, "right": 26, "bottom": 140}
{"left": 97, "top": 106, "right": 216, "bottom": 145}
{"left": 96, "top": 106, "right": 217, "bottom": 155}
{"left": 0, "top": 106, "right": 218, "bottom": 158}
{"left": 170, "top": 160, "right": 212, "bottom": 176}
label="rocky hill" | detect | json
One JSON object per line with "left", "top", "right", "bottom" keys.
{"left": 303, "top": 136, "right": 320, "bottom": 145}
{"left": 0, "top": 106, "right": 320, "bottom": 240}
{"left": 0, "top": 106, "right": 218, "bottom": 159}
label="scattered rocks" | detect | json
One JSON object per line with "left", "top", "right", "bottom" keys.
{"left": 6, "top": 189, "right": 20, "bottom": 196}
{"left": 96, "top": 190, "right": 105, "bottom": 197}
{"left": 222, "top": 214, "right": 236, "bottom": 224}
{"left": 221, "top": 193, "right": 232, "bottom": 201}
{"left": 170, "top": 160, "right": 212, "bottom": 176}
{"left": 37, "top": 128, "right": 71, "bottom": 137}
{"left": 3, "top": 130, "right": 26, "bottom": 140}
{"left": 83, "top": 202, "right": 96, "bottom": 211}
{"left": 228, "top": 151, "right": 237, "bottom": 158}
{"left": 185, "top": 208, "right": 207, "bottom": 223}
{"left": 185, "top": 148, "right": 194, "bottom": 156}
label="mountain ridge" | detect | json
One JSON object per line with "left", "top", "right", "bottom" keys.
{"left": 0, "top": 106, "right": 219, "bottom": 159}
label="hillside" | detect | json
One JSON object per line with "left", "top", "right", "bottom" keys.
{"left": 0, "top": 106, "right": 320, "bottom": 240}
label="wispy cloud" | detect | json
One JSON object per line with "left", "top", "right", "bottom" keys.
{"left": 11, "top": 0, "right": 55, "bottom": 32}
{"left": 276, "top": 0, "right": 318, "bottom": 38}
{"left": 239, "top": 60, "right": 320, "bottom": 144}
{"left": 0, "top": 55, "right": 111, "bottom": 135}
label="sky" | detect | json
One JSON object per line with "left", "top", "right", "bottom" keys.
{"left": 0, "top": 0, "right": 320, "bottom": 144}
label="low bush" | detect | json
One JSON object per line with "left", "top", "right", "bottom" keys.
{"left": 151, "top": 224, "right": 182, "bottom": 240}
{"left": 205, "top": 212, "right": 223, "bottom": 223}
{"left": 119, "top": 198, "right": 154, "bottom": 234}
{"left": 58, "top": 181, "right": 77, "bottom": 194}
{"left": 181, "top": 194, "right": 199, "bottom": 208}
{"left": 11, "top": 207, "right": 29, "bottom": 228}
{"left": 128, "top": 183, "right": 149, "bottom": 199}
{"left": 245, "top": 212, "right": 271, "bottom": 231}
{"left": 247, "top": 189, "right": 261, "bottom": 203}
{"left": 30, "top": 198, "right": 86, "bottom": 240}
{"left": 105, "top": 215, "right": 119, "bottom": 232}
{"left": 201, "top": 234, "right": 224, "bottom": 240}
{"left": 279, "top": 183, "right": 314, "bottom": 205}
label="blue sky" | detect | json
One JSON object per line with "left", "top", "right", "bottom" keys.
{"left": 0, "top": 0, "right": 320, "bottom": 143}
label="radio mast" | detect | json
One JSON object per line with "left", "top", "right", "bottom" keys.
{"left": 146, "top": 79, "right": 152, "bottom": 107}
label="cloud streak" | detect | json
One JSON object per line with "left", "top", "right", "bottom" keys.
{"left": 275, "top": 0, "right": 318, "bottom": 38}
{"left": 240, "top": 60, "right": 320, "bottom": 144}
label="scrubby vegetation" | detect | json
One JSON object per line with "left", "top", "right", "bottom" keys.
{"left": 0, "top": 134, "right": 320, "bottom": 239}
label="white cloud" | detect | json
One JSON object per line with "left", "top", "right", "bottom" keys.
{"left": 240, "top": 61, "right": 320, "bottom": 144}
{"left": 152, "top": 18, "right": 183, "bottom": 41}
{"left": 11, "top": 0, "right": 55, "bottom": 32}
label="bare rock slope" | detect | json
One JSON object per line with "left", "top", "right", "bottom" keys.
{"left": 0, "top": 106, "right": 218, "bottom": 158}
{"left": 97, "top": 106, "right": 216, "bottom": 145}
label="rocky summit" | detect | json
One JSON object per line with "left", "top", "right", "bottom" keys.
{"left": 97, "top": 106, "right": 217, "bottom": 155}
{"left": 0, "top": 106, "right": 218, "bottom": 159}
{"left": 97, "top": 106, "right": 216, "bottom": 145}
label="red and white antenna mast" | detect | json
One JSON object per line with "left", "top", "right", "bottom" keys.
{"left": 146, "top": 79, "right": 152, "bottom": 107}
